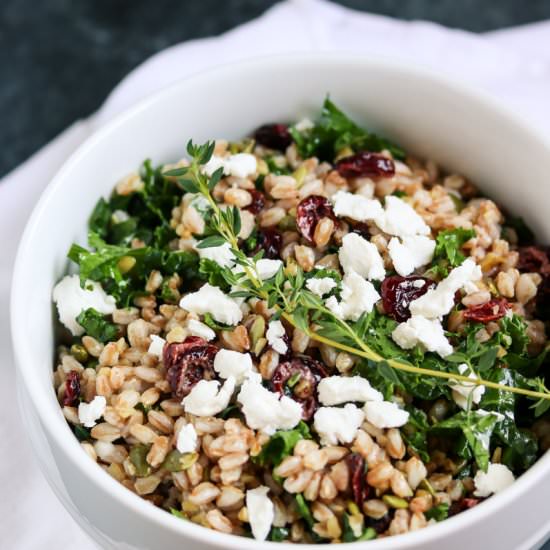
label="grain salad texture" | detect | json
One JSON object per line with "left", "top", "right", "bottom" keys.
{"left": 53, "top": 99, "right": 550, "bottom": 543}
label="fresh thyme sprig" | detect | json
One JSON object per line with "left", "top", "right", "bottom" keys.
{"left": 165, "top": 140, "right": 550, "bottom": 407}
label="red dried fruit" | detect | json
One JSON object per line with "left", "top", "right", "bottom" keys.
{"left": 296, "top": 195, "right": 337, "bottom": 244}
{"left": 164, "top": 337, "right": 218, "bottom": 399}
{"left": 463, "top": 298, "right": 509, "bottom": 323}
{"left": 271, "top": 357, "right": 328, "bottom": 420}
{"left": 350, "top": 222, "right": 371, "bottom": 240}
{"left": 335, "top": 151, "right": 395, "bottom": 179}
{"left": 63, "top": 371, "right": 81, "bottom": 407}
{"left": 449, "top": 497, "right": 481, "bottom": 516}
{"left": 346, "top": 452, "right": 368, "bottom": 505}
{"left": 381, "top": 276, "right": 436, "bottom": 322}
{"left": 365, "top": 514, "right": 391, "bottom": 534}
{"left": 517, "top": 246, "right": 550, "bottom": 275}
{"left": 254, "top": 123, "right": 292, "bottom": 151}
{"left": 254, "top": 229, "right": 283, "bottom": 259}
{"left": 245, "top": 189, "right": 266, "bottom": 215}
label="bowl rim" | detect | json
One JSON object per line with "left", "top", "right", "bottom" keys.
{"left": 11, "top": 52, "right": 550, "bottom": 549}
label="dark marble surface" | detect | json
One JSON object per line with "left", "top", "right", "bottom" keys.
{"left": 1, "top": 0, "right": 550, "bottom": 177}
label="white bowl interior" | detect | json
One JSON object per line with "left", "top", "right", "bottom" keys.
{"left": 12, "top": 55, "right": 550, "bottom": 550}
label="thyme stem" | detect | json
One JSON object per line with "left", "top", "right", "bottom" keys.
{"left": 185, "top": 143, "right": 550, "bottom": 405}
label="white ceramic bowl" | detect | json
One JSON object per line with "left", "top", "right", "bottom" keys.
{"left": 11, "top": 54, "right": 550, "bottom": 550}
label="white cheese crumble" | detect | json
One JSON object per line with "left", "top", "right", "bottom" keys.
{"left": 363, "top": 400, "right": 410, "bottom": 429}
{"left": 409, "top": 258, "right": 482, "bottom": 319}
{"left": 392, "top": 315, "right": 453, "bottom": 358}
{"left": 237, "top": 373, "right": 302, "bottom": 434}
{"left": 256, "top": 258, "right": 283, "bottom": 280}
{"left": 376, "top": 195, "right": 431, "bottom": 238}
{"left": 52, "top": 275, "right": 116, "bottom": 336}
{"left": 338, "top": 233, "right": 385, "bottom": 281}
{"left": 306, "top": 277, "right": 337, "bottom": 297}
{"left": 313, "top": 404, "right": 365, "bottom": 445}
{"left": 203, "top": 153, "right": 257, "bottom": 179}
{"left": 449, "top": 363, "right": 486, "bottom": 410}
{"left": 317, "top": 376, "right": 383, "bottom": 406}
{"left": 186, "top": 319, "right": 216, "bottom": 341}
{"left": 473, "top": 463, "right": 515, "bottom": 497}
{"left": 195, "top": 242, "right": 235, "bottom": 268}
{"left": 294, "top": 118, "right": 315, "bottom": 132}
{"left": 266, "top": 320, "right": 288, "bottom": 354}
{"left": 214, "top": 349, "right": 254, "bottom": 384}
{"left": 78, "top": 396, "right": 107, "bottom": 428}
{"left": 176, "top": 423, "right": 198, "bottom": 454}
{"left": 388, "top": 235, "right": 436, "bottom": 276}
{"left": 182, "top": 377, "right": 236, "bottom": 417}
{"left": 246, "top": 486, "right": 274, "bottom": 541}
{"left": 325, "top": 272, "right": 380, "bottom": 321}
{"left": 179, "top": 283, "right": 243, "bottom": 326}
{"left": 331, "top": 190, "right": 384, "bottom": 222}
{"left": 147, "top": 334, "right": 166, "bottom": 358}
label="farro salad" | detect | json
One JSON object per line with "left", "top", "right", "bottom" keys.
{"left": 53, "top": 99, "right": 550, "bottom": 543}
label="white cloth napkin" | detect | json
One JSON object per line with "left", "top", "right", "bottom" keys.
{"left": 1, "top": 0, "right": 549, "bottom": 547}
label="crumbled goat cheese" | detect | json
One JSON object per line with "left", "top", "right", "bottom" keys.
{"left": 449, "top": 363, "right": 486, "bottom": 410}
{"left": 214, "top": 349, "right": 254, "bottom": 384}
{"left": 363, "top": 400, "right": 410, "bottom": 429}
{"left": 294, "top": 118, "right": 315, "bottom": 132}
{"left": 182, "top": 377, "right": 236, "bottom": 416}
{"left": 237, "top": 373, "right": 302, "bottom": 434}
{"left": 186, "top": 319, "right": 216, "bottom": 341}
{"left": 409, "top": 258, "right": 482, "bottom": 319}
{"left": 266, "top": 320, "right": 288, "bottom": 354}
{"left": 317, "top": 376, "right": 383, "bottom": 406}
{"left": 376, "top": 195, "right": 430, "bottom": 238}
{"left": 176, "top": 423, "right": 198, "bottom": 454}
{"left": 195, "top": 242, "right": 235, "bottom": 268}
{"left": 180, "top": 283, "right": 243, "bottom": 325}
{"left": 325, "top": 272, "right": 381, "bottom": 321}
{"left": 338, "top": 233, "right": 385, "bottom": 280}
{"left": 256, "top": 258, "right": 283, "bottom": 280}
{"left": 306, "top": 277, "right": 337, "bottom": 297}
{"left": 474, "top": 463, "right": 515, "bottom": 497}
{"left": 313, "top": 404, "right": 365, "bottom": 445}
{"left": 331, "top": 190, "right": 384, "bottom": 222}
{"left": 392, "top": 315, "right": 453, "bottom": 358}
{"left": 78, "top": 396, "right": 107, "bottom": 428}
{"left": 52, "top": 275, "right": 116, "bottom": 336}
{"left": 246, "top": 486, "right": 274, "bottom": 541}
{"left": 388, "top": 235, "right": 436, "bottom": 276}
{"left": 147, "top": 335, "right": 166, "bottom": 358}
{"left": 203, "top": 153, "right": 257, "bottom": 179}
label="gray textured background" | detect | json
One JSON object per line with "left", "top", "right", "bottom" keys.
{"left": 1, "top": 0, "right": 550, "bottom": 177}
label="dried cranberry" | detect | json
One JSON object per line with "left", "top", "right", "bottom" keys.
{"left": 350, "top": 222, "right": 371, "bottom": 240}
{"left": 254, "top": 123, "right": 292, "bottom": 151}
{"left": 63, "top": 371, "right": 81, "bottom": 406}
{"left": 449, "top": 497, "right": 481, "bottom": 516}
{"left": 335, "top": 151, "right": 395, "bottom": 179}
{"left": 346, "top": 453, "right": 368, "bottom": 505}
{"left": 254, "top": 229, "right": 283, "bottom": 259}
{"left": 296, "top": 195, "right": 337, "bottom": 244}
{"left": 245, "top": 189, "right": 266, "bottom": 215}
{"left": 463, "top": 298, "right": 509, "bottom": 323}
{"left": 381, "top": 276, "right": 436, "bottom": 322}
{"left": 365, "top": 514, "right": 392, "bottom": 534}
{"left": 517, "top": 246, "right": 550, "bottom": 275}
{"left": 164, "top": 337, "right": 218, "bottom": 399}
{"left": 270, "top": 357, "right": 328, "bottom": 420}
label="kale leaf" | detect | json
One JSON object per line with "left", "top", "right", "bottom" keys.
{"left": 76, "top": 308, "right": 119, "bottom": 342}
{"left": 429, "top": 228, "right": 476, "bottom": 276}
{"left": 256, "top": 422, "right": 311, "bottom": 467}
{"left": 289, "top": 98, "right": 405, "bottom": 162}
